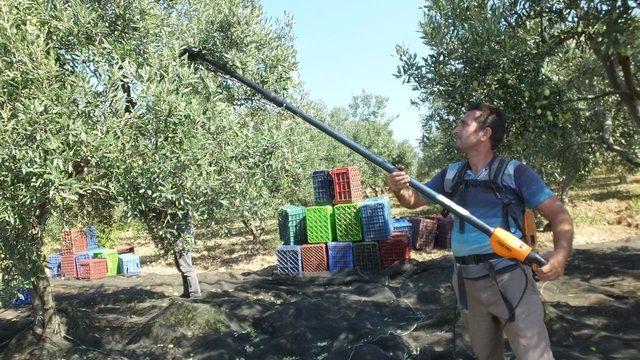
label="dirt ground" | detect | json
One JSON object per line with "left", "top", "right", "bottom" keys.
{"left": 1, "top": 178, "right": 639, "bottom": 359}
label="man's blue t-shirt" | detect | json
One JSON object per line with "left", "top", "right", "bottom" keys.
{"left": 425, "top": 160, "right": 554, "bottom": 256}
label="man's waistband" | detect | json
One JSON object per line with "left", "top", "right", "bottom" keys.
{"left": 454, "top": 253, "right": 502, "bottom": 265}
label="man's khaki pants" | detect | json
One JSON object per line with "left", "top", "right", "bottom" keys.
{"left": 453, "top": 265, "right": 554, "bottom": 360}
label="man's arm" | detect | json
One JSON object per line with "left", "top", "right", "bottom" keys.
{"left": 387, "top": 171, "right": 429, "bottom": 209}
{"left": 535, "top": 195, "right": 574, "bottom": 281}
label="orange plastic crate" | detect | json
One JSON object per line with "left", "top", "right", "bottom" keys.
{"left": 78, "top": 258, "right": 108, "bottom": 280}
{"left": 300, "top": 244, "right": 327, "bottom": 272}
{"left": 330, "top": 166, "right": 363, "bottom": 204}
{"left": 61, "top": 228, "right": 88, "bottom": 255}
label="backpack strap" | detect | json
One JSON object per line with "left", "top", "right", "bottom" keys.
{"left": 488, "top": 156, "right": 524, "bottom": 232}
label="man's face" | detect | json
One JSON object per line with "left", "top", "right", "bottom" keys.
{"left": 452, "top": 110, "right": 490, "bottom": 152}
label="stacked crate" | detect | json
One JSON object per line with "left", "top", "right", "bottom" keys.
{"left": 118, "top": 253, "right": 141, "bottom": 276}
{"left": 379, "top": 232, "right": 411, "bottom": 268}
{"left": 334, "top": 203, "right": 362, "bottom": 242}
{"left": 78, "top": 259, "right": 108, "bottom": 280}
{"left": 306, "top": 205, "right": 335, "bottom": 243}
{"left": 48, "top": 254, "right": 62, "bottom": 277}
{"left": 312, "top": 170, "right": 334, "bottom": 205}
{"left": 92, "top": 248, "right": 119, "bottom": 276}
{"left": 408, "top": 216, "right": 438, "bottom": 250}
{"left": 278, "top": 205, "right": 307, "bottom": 245}
{"left": 300, "top": 244, "right": 327, "bottom": 272}
{"left": 392, "top": 218, "right": 413, "bottom": 237}
{"left": 360, "top": 197, "right": 393, "bottom": 242}
{"left": 435, "top": 215, "right": 453, "bottom": 249}
{"left": 330, "top": 166, "right": 362, "bottom": 204}
{"left": 85, "top": 226, "right": 99, "bottom": 250}
{"left": 276, "top": 245, "right": 303, "bottom": 276}
{"left": 353, "top": 242, "right": 381, "bottom": 273}
{"left": 116, "top": 244, "right": 135, "bottom": 254}
{"left": 61, "top": 228, "right": 88, "bottom": 255}
{"left": 328, "top": 242, "right": 354, "bottom": 271}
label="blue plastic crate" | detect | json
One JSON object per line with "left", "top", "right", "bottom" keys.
{"left": 312, "top": 170, "right": 335, "bottom": 205}
{"left": 12, "top": 289, "right": 31, "bottom": 306}
{"left": 118, "top": 253, "right": 141, "bottom": 276}
{"left": 85, "top": 226, "right": 99, "bottom": 250}
{"left": 392, "top": 218, "right": 413, "bottom": 237}
{"left": 276, "top": 245, "right": 302, "bottom": 276}
{"left": 327, "top": 242, "right": 354, "bottom": 271}
{"left": 278, "top": 205, "right": 307, "bottom": 245}
{"left": 360, "top": 197, "right": 393, "bottom": 241}
{"left": 48, "top": 253, "right": 62, "bottom": 277}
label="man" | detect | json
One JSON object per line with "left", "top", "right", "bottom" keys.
{"left": 174, "top": 210, "right": 202, "bottom": 300}
{"left": 387, "top": 103, "right": 573, "bottom": 359}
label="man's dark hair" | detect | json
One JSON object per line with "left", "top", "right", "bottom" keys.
{"left": 466, "top": 103, "right": 507, "bottom": 150}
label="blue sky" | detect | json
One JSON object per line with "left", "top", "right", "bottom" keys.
{"left": 260, "top": 1, "right": 426, "bottom": 148}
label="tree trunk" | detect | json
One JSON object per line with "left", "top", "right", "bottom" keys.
{"left": 242, "top": 218, "right": 265, "bottom": 250}
{"left": 30, "top": 200, "right": 61, "bottom": 339}
{"left": 31, "top": 269, "right": 61, "bottom": 339}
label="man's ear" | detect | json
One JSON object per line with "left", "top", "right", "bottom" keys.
{"left": 481, "top": 126, "right": 492, "bottom": 141}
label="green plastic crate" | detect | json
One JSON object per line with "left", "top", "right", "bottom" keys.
{"left": 334, "top": 203, "right": 362, "bottom": 242}
{"left": 92, "top": 248, "right": 118, "bottom": 276}
{"left": 306, "top": 205, "right": 335, "bottom": 243}
{"left": 278, "top": 205, "right": 307, "bottom": 245}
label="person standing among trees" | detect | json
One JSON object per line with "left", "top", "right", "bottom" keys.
{"left": 387, "top": 103, "right": 573, "bottom": 359}
{"left": 173, "top": 210, "right": 202, "bottom": 299}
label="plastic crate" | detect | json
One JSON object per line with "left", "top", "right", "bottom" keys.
{"left": 327, "top": 242, "right": 354, "bottom": 271}
{"left": 360, "top": 197, "right": 393, "bottom": 241}
{"left": 48, "top": 253, "right": 62, "bottom": 277}
{"left": 435, "top": 215, "right": 453, "bottom": 249}
{"left": 305, "top": 205, "right": 335, "bottom": 243}
{"left": 330, "top": 166, "right": 363, "bottom": 204}
{"left": 300, "top": 244, "right": 327, "bottom": 272}
{"left": 408, "top": 216, "right": 438, "bottom": 250}
{"left": 60, "top": 228, "right": 88, "bottom": 255}
{"left": 392, "top": 218, "right": 413, "bottom": 237}
{"left": 78, "top": 258, "right": 108, "bottom": 280}
{"left": 85, "top": 226, "right": 99, "bottom": 250}
{"left": 92, "top": 249, "right": 119, "bottom": 276}
{"left": 334, "top": 203, "right": 362, "bottom": 242}
{"left": 354, "top": 242, "right": 381, "bottom": 273}
{"left": 278, "top": 205, "right": 307, "bottom": 245}
{"left": 116, "top": 244, "right": 135, "bottom": 254}
{"left": 312, "top": 170, "right": 335, "bottom": 205}
{"left": 61, "top": 254, "right": 78, "bottom": 278}
{"left": 12, "top": 290, "right": 31, "bottom": 305}
{"left": 276, "top": 245, "right": 302, "bottom": 276}
{"left": 118, "top": 253, "right": 141, "bottom": 276}
{"left": 379, "top": 234, "right": 411, "bottom": 268}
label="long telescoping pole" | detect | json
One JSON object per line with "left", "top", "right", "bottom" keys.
{"left": 180, "top": 45, "right": 547, "bottom": 267}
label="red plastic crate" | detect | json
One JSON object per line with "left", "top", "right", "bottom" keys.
{"left": 78, "top": 259, "right": 108, "bottom": 280}
{"left": 60, "top": 254, "right": 78, "bottom": 278}
{"left": 379, "top": 233, "right": 411, "bottom": 268}
{"left": 300, "top": 244, "right": 327, "bottom": 272}
{"left": 116, "top": 244, "right": 135, "bottom": 254}
{"left": 330, "top": 166, "right": 363, "bottom": 204}
{"left": 61, "top": 228, "right": 88, "bottom": 255}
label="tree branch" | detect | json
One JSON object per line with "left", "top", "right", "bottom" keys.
{"left": 563, "top": 91, "right": 622, "bottom": 104}
{"left": 602, "top": 111, "right": 640, "bottom": 167}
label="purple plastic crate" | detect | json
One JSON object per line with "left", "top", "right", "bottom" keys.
{"left": 328, "top": 242, "right": 354, "bottom": 271}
